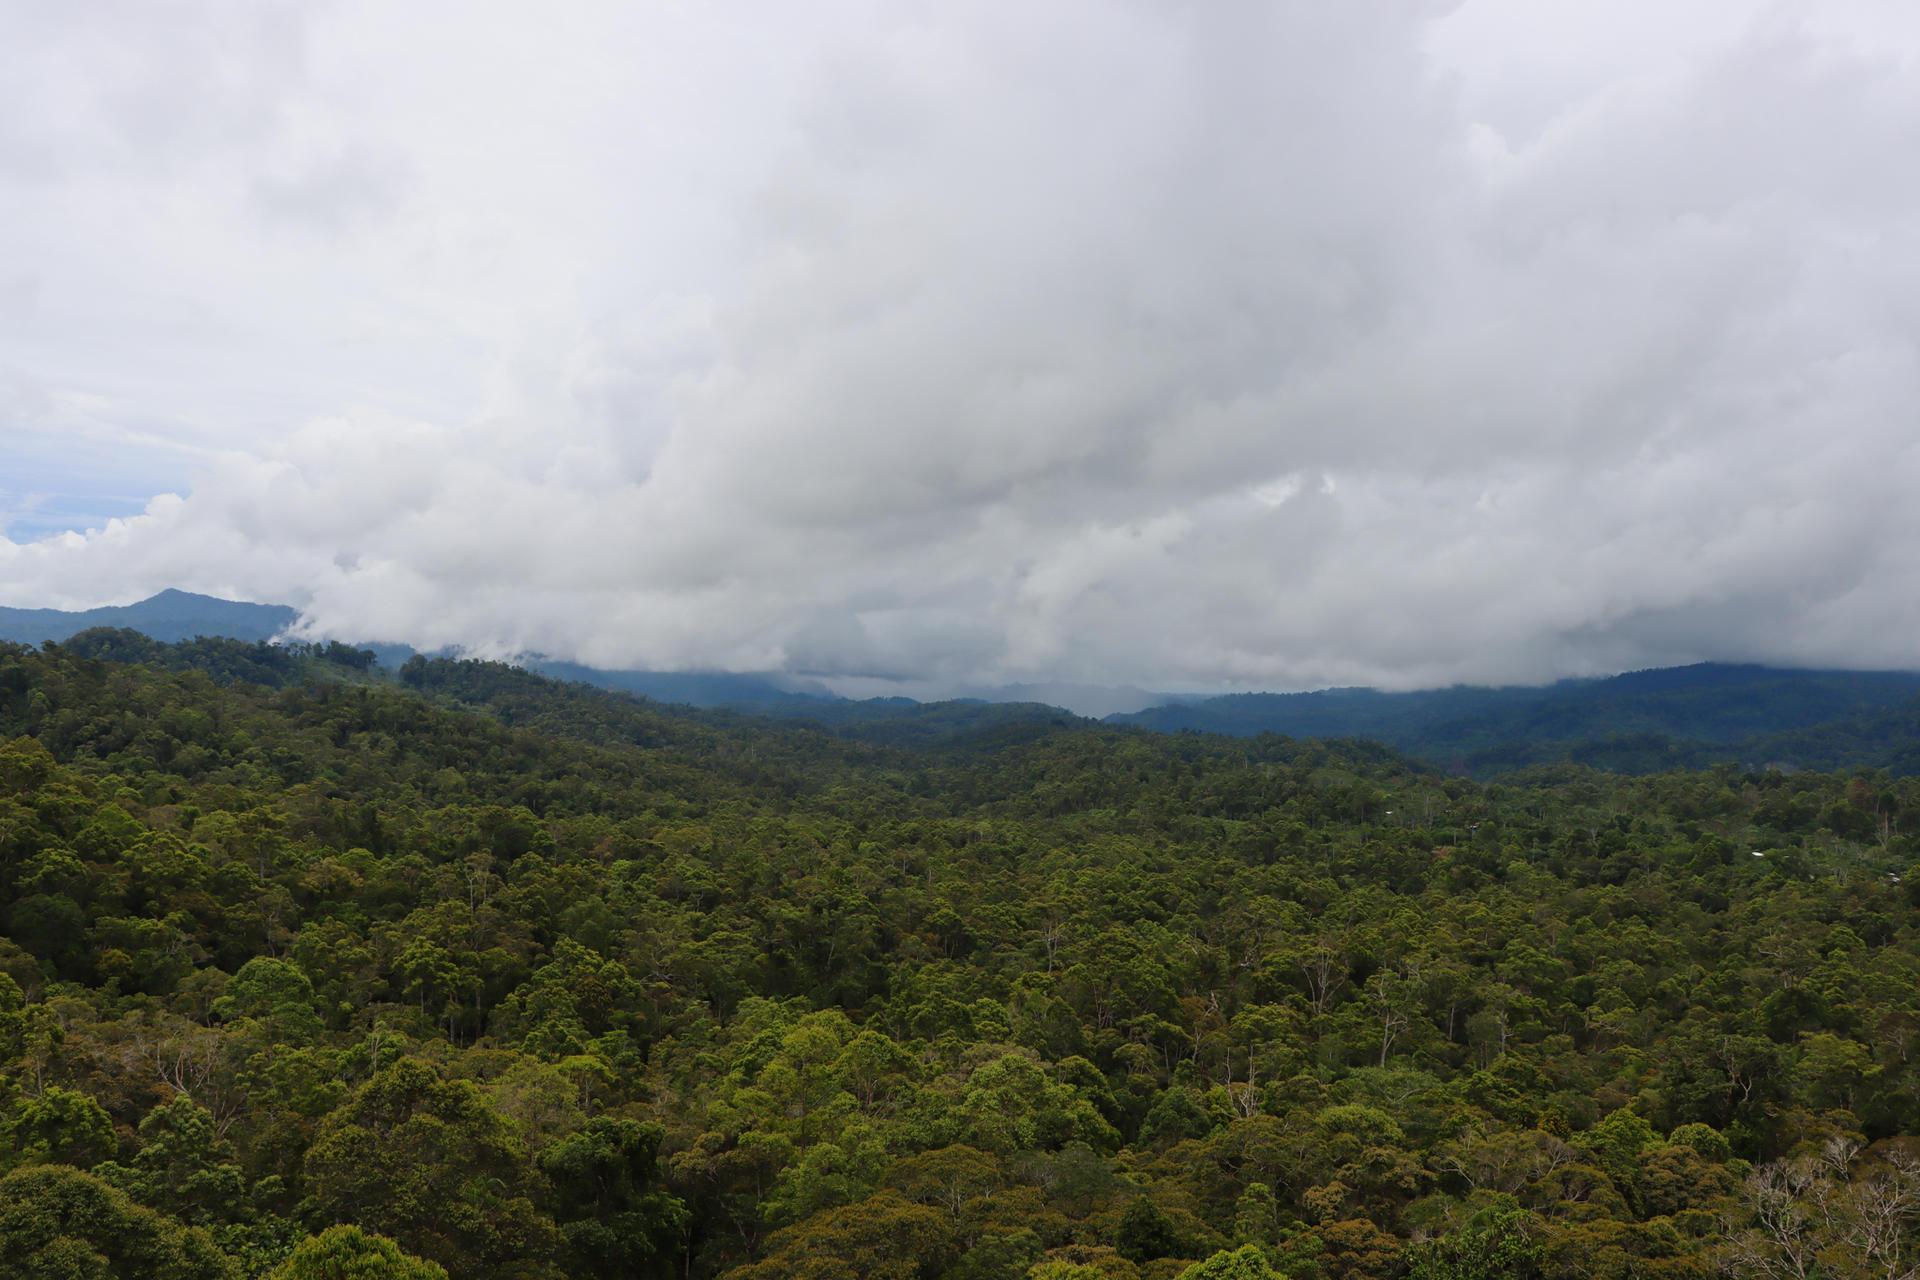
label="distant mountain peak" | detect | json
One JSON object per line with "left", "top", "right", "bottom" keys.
{"left": 0, "top": 588, "right": 297, "bottom": 646}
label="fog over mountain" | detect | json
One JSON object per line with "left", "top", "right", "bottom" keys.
{"left": 5, "top": 2, "right": 1920, "bottom": 695}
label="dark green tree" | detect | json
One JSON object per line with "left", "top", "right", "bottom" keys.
{"left": 97, "top": 1095, "right": 246, "bottom": 1224}
{"left": 1116, "top": 1193, "right": 1187, "bottom": 1264}
{"left": 302, "top": 1058, "right": 558, "bottom": 1277}
{"left": 538, "top": 1117, "right": 687, "bottom": 1278}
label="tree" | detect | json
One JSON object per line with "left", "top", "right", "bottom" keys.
{"left": 213, "top": 957, "right": 323, "bottom": 1042}
{"left": 946, "top": 1230, "right": 1043, "bottom": 1280}
{"left": 1402, "top": 1208, "right": 1543, "bottom": 1280}
{"left": 1635, "top": 1142, "right": 1739, "bottom": 1218}
{"left": 1115, "top": 1195, "right": 1186, "bottom": 1264}
{"left": 538, "top": 1117, "right": 687, "bottom": 1279}
{"left": 268, "top": 1226, "right": 447, "bottom": 1279}
{"left": 1570, "top": 1108, "right": 1657, "bottom": 1211}
{"left": 1233, "top": 1182, "right": 1278, "bottom": 1248}
{"left": 834, "top": 1029, "right": 916, "bottom": 1111}
{"left": 1027, "top": 1265, "right": 1111, "bottom": 1280}
{"left": 96, "top": 1095, "right": 246, "bottom": 1224}
{"left": 1176, "top": 1245, "right": 1286, "bottom": 1280}
{"left": 0, "top": 1164, "right": 237, "bottom": 1280}
{"left": 1362, "top": 967, "right": 1423, "bottom": 1068}
{"left": 725, "top": 1189, "right": 952, "bottom": 1280}
{"left": 1721, "top": 1138, "right": 1920, "bottom": 1280}
{"left": 957, "top": 1052, "right": 1120, "bottom": 1155}
{"left": 1315, "top": 1218, "right": 1402, "bottom": 1280}
{"left": 302, "top": 1058, "right": 558, "bottom": 1276}
{"left": 887, "top": 1144, "right": 1002, "bottom": 1220}
{"left": 3, "top": 1086, "right": 116, "bottom": 1171}
{"left": 1029, "top": 1244, "right": 1139, "bottom": 1279}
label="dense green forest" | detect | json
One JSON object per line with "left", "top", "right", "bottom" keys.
{"left": 2, "top": 632, "right": 1919, "bottom": 1279}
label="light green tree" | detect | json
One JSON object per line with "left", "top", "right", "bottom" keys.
{"left": 268, "top": 1225, "right": 447, "bottom": 1279}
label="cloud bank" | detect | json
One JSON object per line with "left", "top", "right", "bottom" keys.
{"left": 5, "top": 1, "right": 1920, "bottom": 691}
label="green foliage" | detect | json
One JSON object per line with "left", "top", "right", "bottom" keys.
{"left": 215, "top": 957, "right": 325, "bottom": 1041}
{"left": 0, "top": 1164, "right": 237, "bottom": 1280}
{"left": 4, "top": 1086, "right": 116, "bottom": 1170}
{"left": 1115, "top": 1195, "right": 1186, "bottom": 1263}
{"left": 1233, "top": 1182, "right": 1278, "bottom": 1248}
{"left": 726, "top": 1189, "right": 951, "bottom": 1279}
{"left": 302, "top": 1058, "right": 558, "bottom": 1276}
{"left": 0, "top": 639, "right": 1918, "bottom": 1279}
{"left": 539, "top": 1117, "right": 687, "bottom": 1278}
{"left": 1402, "top": 1208, "right": 1543, "bottom": 1280}
{"left": 95, "top": 1094, "right": 246, "bottom": 1223}
{"left": 1666, "top": 1121, "right": 1733, "bottom": 1163}
{"left": 1177, "top": 1245, "right": 1287, "bottom": 1280}
{"left": 267, "top": 1225, "right": 447, "bottom": 1279}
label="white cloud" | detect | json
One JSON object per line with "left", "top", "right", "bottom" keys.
{"left": 3, "top": 1, "right": 1920, "bottom": 692}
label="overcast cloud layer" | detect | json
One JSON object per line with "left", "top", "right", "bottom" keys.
{"left": 5, "top": 1, "right": 1920, "bottom": 693}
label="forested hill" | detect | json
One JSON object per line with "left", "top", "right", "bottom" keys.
{"left": 2, "top": 635, "right": 1920, "bottom": 1279}
{"left": 18, "top": 593, "right": 1920, "bottom": 779}
{"left": 1111, "top": 663, "right": 1920, "bottom": 776}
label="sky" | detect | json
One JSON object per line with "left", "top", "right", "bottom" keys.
{"left": 4, "top": 1, "right": 1920, "bottom": 695}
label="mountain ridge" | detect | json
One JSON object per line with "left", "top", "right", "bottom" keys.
{"left": 1110, "top": 661, "right": 1920, "bottom": 775}
{"left": 12, "top": 590, "right": 1920, "bottom": 774}
{"left": 0, "top": 588, "right": 298, "bottom": 645}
